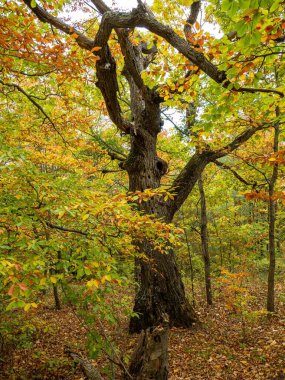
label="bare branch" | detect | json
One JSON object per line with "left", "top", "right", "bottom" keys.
{"left": 65, "top": 348, "right": 104, "bottom": 380}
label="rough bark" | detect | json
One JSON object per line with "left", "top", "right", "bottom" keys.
{"left": 65, "top": 348, "right": 104, "bottom": 380}
{"left": 23, "top": 0, "right": 274, "bottom": 332}
{"left": 122, "top": 83, "right": 196, "bottom": 332}
{"left": 128, "top": 317, "right": 169, "bottom": 380}
{"left": 198, "top": 175, "right": 212, "bottom": 306}
{"left": 129, "top": 240, "right": 196, "bottom": 333}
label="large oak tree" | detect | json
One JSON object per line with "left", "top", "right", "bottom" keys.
{"left": 20, "top": 0, "right": 284, "bottom": 333}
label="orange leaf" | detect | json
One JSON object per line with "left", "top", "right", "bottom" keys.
{"left": 18, "top": 283, "right": 28, "bottom": 292}
{"left": 8, "top": 284, "right": 15, "bottom": 296}
{"left": 91, "top": 46, "right": 102, "bottom": 53}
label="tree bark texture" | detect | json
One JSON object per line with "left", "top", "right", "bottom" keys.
{"left": 198, "top": 175, "right": 212, "bottom": 306}
{"left": 129, "top": 240, "right": 196, "bottom": 333}
{"left": 128, "top": 318, "right": 169, "bottom": 380}
{"left": 123, "top": 92, "right": 196, "bottom": 332}
{"left": 23, "top": 0, "right": 273, "bottom": 332}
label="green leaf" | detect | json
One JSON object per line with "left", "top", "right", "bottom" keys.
{"left": 6, "top": 300, "right": 25, "bottom": 311}
{"left": 239, "top": 0, "right": 251, "bottom": 9}
{"left": 221, "top": 0, "right": 232, "bottom": 12}
{"left": 31, "top": 0, "right": 37, "bottom": 8}
{"left": 236, "top": 21, "right": 248, "bottom": 37}
{"left": 270, "top": 0, "right": 281, "bottom": 12}
{"left": 250, "top": 31, "right": 261, "bottom": 45}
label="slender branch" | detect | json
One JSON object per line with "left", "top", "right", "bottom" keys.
{"left": 214, "top": 160, "right": 253, "bottom": 186}
{"left": 45, "top": 221, "right": 88, "bottom": 236}
{"left": 101, "top": 169, "right": 123, "bottom": 173}
{"left": 235, "top": 155, "right": 269, "bottom": 183}
{"left": 9, "top": 69, "right": 56, "bottom": 77}
{"left": 92, "top": 134, "right": 127, "bottom": 160}
{"left": 236, "top": 87, "right": 284, "bottom": 97}
{"left": 0, "top": 80, "right": 67, "bottom": 142}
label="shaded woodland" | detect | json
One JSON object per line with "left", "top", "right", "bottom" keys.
{"left": 0, "top": 0, "right": 285, "bottom": 378}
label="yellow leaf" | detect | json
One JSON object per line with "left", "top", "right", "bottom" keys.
{"left": 50, "top": 276, "right": 57, "bottom": 284}
{"left": 24, "top": 303, "right": 31, "bottom": 311}
{"left": 58, "top": 210, "right": 65, "bottom": 219}
{"left": 82, "top": 214, "right": 89, "bottom": 220}
{"left": 87, "top": 279, "right": 99, "bottom": 288}
{"left": 71, "top": 33, "right": 79, "bottom": 39}
{"left": 101, "top": 274, "right": 111, "bottom": 283}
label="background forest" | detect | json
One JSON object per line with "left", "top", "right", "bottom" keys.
{"left": 0, "top": 0, "right": 285, "bottom": 379}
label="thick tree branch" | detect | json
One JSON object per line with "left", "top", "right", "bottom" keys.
{"left": 184, "top": 1, "right": 200, "bottom": 37}
{"left": 166, "top": 124, "right": 268, "bottom": 220}
{"left": 23, "top": 0, "right": 94, "bottom": 50}
{"left": 210, "top": 125, "right": 266, "bottom": 160}
{"left": 24, "top": 0, "right": 284, "bottom": 116}
{"left": 91, "top": 4, "right": 283, "bottom": 97}
{"left": 90, "top": 0, "right": 110, "bottom": 14}
{"left": 23, "top": 0, "right": 133, "bottom": 133}
{"left": 92, "top": 0, "right": 152, "bottom": 100}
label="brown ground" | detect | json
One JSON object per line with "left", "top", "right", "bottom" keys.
{"left": 1, "top": 281, "right": 284, "bottom": 380}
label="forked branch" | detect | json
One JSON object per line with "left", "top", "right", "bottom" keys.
{"left": 166, "top": 123, "right": 269, "bottom": 220}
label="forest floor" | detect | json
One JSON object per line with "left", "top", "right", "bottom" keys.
{"left": 1, "top": 278, "right": 285, "bottom": 380}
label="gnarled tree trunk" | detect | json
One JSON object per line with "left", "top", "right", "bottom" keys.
{"left": 23, "top": 0, "right": 271, "bottom": 335}
{"left": 121, "top": 84, "right": 196, "bottom": 332}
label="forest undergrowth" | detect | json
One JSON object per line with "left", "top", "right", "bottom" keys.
{"left": 1, "top": 278, "right": 284, "bottom": 380}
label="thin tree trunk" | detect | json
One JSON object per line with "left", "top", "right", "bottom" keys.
{"left": 52, "top": 283, "right": 61, "bottom": 310}
{"left": 267, "top": 106, "right": 280, "bottom": 312}
{"left": 183, "top": 227, "right": 196, "bottom": 307}
{"left": 52, "top": 251, "right": 62, "bottom": 310}
{"left": 198, "top": 174, "right": 212, "bottom": 306}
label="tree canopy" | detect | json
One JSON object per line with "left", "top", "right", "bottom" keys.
{"left": 0, "top": 0, "right": 285, "bottom": 378}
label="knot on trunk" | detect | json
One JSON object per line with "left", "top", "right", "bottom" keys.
{"left": 155, "top": 157, "right": 168, "bottom": 176}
